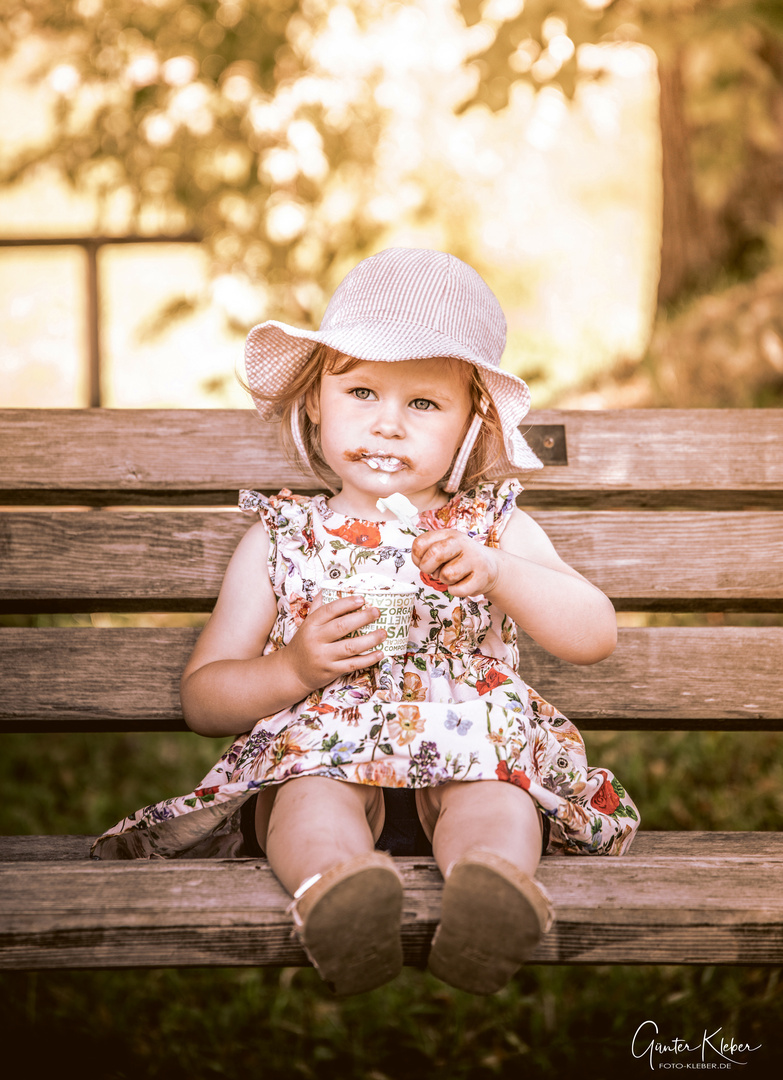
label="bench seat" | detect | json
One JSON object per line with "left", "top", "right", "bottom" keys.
{"left": 2, "top": 407, "right": 781, "bottom": 971}
{"left": 1, "top": 833, "right": 782, "bottom": 969}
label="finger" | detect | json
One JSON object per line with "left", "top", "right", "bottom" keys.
{"left": 440, "top": 570, "right": 478, "bottom": 596}
{"left": 433, "top": 555, "right": 473, "bottom": 587}
{"left": 411, "top": 529, "right": 457, "bottom": 563}
{"left": 321, "top": 605, "right": 383, "bottom": 644}
{"left": 419, "top": 538, "right": 465, "bottom": 577}
{"left": 328, "top": 627, "right": 387, "bottom": 665}
{"left": 339, "top": 626, "right": 387, "bottom": 657}
{"left": 315, "top": 594, "right": 365, "bottom": 623}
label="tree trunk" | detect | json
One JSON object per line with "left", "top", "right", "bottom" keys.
{"left": 656, "top": 51, "right": 718, "bottom": 306}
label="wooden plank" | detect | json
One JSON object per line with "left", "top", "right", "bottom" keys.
{"left": 0, "top": 412, "right": 560, "bottom": 502}
{"left": 2, "top": 510, "right": 782, "bottom": 612}
{"left": 0, "top": 510, "right": 244, "bottom": 612}
{"left": 0, "top": 836, "right": 95, "bottom": 862}
{"left": 0, "top": 831, "right": 775, "bottom": 863}
{"left": 2, "top": 409, "right": 782, "bottom": 507}
{"left": 1, "top": 836, "right": 782, "bottom": 968}
{"left": 525, "top": 409, "right": 783, "bottom": 508}
{"left": 1, "top": 626, "right": 781, "bottom": 731}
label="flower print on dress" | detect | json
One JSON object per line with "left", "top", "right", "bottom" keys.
{"left": 495, "top": 760, "right": 531, "bottom": 790}
{"left": 324, "top": 519, "right": 381, "bottom": 548}
{"left": 388, "top": 703, "right": 426, "bottom": 746}
{"left": 287, "top": 592, "right": 312, "bottom": 626}
{"left": 419, "top": 569, "right": 450, "bottom": 592}
{"left": 356, "top": 760, "right": 406, "bottom": 787}
{"left": 91, "top": 480, "right": 640, "bottom": 862}
{"left": 401, "top": 672, "right": 427, "bottom": 702}
{"left": 476, "top": 664, "right": 510, "bottom": 696}
{"left": 442, "top": 606, "right": 477, "bottom": 655}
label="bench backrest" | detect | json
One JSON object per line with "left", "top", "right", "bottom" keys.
{"left": 1, "top": 408, "right": 782, "bottom": 734}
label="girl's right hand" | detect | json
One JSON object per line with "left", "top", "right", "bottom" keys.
{"left": 284, "top": 594, "right": 387, "bottom": 691}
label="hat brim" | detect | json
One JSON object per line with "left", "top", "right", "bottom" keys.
{"left": 244, "top": 318, "right": 543, "bottom": 473}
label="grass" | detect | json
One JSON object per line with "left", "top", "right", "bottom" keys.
{"left": 1, "top": 964, "right": 780, "bottom": 1078}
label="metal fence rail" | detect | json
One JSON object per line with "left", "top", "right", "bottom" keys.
{"left": 0, "top": 234, "right": 201, "bottom": 406}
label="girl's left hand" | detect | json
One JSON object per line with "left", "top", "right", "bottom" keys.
{"left": 411, "top": 529, "right": 499, "bottom": 598}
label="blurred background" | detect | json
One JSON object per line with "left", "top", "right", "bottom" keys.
{"left": 3, "top": 0, "right": 782, "bottom": 412}
{"left": 1, "top": 1, "right": 782, "bottom": 1077}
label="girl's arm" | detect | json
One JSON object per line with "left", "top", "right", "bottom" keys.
{"left": 181, "top": 522, "right": 387, "bottom": 737}
{"left": 411, "top": 509, "right": 617, "bottom": 665}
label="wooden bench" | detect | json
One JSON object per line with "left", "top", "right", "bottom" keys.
{"left": 1, "top": 407, "right": 782, "bottom": 970}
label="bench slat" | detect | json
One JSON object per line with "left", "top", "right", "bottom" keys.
{"left": 0, "top": 831, "right": 772, "bottom": 861}
{"left": 3, "top": 409, "right": 782, "bottom": 507}
{"left": 2, "top": 510, "right": 782, "bottom": 612}
{"left": 2, "top": 626, "right": 781, "bottom": 731}
{"left": 2, "top": 834, "right": 782, "bottom": 968}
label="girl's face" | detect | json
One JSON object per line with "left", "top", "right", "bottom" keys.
{"left": 309, "top": 356, "right": 473, "bottom": 517}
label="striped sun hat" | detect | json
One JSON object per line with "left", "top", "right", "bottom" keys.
{"left": 244, "top": 248, "right": 543, "bottom": 488}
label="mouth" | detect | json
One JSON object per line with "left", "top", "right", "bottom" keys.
{"left": 346, "top": 451, "right": 410, "bottom": 473}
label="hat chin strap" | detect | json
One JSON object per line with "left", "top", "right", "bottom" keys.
{"left": 290, "top": 398, "right": 310, "bottom": 466}
{"left": 444, "top": 401, "right": 486, "bottom": 492}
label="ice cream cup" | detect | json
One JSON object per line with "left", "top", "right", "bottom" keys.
{"left": 320, "top": 575, "right": 418, "bottom": 657}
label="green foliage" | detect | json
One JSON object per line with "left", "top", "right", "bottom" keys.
{"left": 1, "top": 964, "right": 781, "bottom": 1077}
{"left": 458, "top": 0, "right": 783, "bottom": 294}
{"left": 458, "top": 0, "right": 783, "bottom": 105}
{"left": 0, "top": 731, "right": 230, "bottom": 835}
{"left": 0, "top": 0, "right": 387, "bottom": 324}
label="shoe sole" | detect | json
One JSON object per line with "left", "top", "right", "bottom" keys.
{"left": 295, "top": 855, "right": 404, "bottom": 996}
{"left": 427, "top": 851, "right": 553, "bottom": 994}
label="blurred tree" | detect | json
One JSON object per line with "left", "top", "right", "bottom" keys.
{"left": 457, "top": 0, "right": 783, "bottom": 306}
{"left": 0, "top": 0, "right": 390, "bottom": 326}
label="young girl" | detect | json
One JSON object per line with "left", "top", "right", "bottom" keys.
{"left": 92, "top": 248, "right": 639, "bottom": 996}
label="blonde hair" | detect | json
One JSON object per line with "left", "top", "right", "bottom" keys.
{"left": 247, "top": 343, "right": 504, "bottom": 491}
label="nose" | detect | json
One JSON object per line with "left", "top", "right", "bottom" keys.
{"left": 371, "top": 399, "right": 406, "bottom": 439}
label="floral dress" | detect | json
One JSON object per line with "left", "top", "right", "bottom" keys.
{"left": 91, "top": 481, "right": 639, "bottom": 861}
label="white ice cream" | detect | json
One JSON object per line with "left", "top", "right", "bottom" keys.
{"left": 376, "top": 492, "right": 420, "bottom": 531}
{"left": 330, "top": 572, "right": 416, "bottom": 596}
{"left": 365, "top": 456, "right": 405, "bottom": 473}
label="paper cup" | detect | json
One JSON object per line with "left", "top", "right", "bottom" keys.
{"left": 321, "top": 582, "right": 417, "bottom": 657}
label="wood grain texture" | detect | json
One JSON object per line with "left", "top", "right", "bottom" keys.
{"left": 1, "top": 626, "right": 781, "bottom": 730}
{"left": 1, "top": 833, "right": 781, "bottom": 968}
{"left": 3, "top": 409, "right": 783, "bottom": 507}
{"left": 2, "top": 510, "right": 782, "bottom": 612}
{"left": 0, "top": 831, "right": 770, "bottom": 862}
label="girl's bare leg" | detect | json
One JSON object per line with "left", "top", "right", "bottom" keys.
{"left": 428, "top": 778, "right": 543, "bottom": 878}
{"left": 261, "top": 776, "right": 377, "bottom": 894}
{"left": 425, "top": 780, "right": 552, "bottom": 994}
{"left": 261, "top": 776, "right": 404, "bottom": 996}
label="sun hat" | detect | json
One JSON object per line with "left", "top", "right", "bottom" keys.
{"left": 244, "top": 247, "right": 543, "bottom": 489}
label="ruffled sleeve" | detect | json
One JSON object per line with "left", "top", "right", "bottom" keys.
{"left": 484, "top": 479, "right": 524, "bottom": 547}
{"left": 238, "top": 488, "right": 315, "bottom": 595}
{"left": 423, "top": 481, "right": 522, "bottom": 545}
